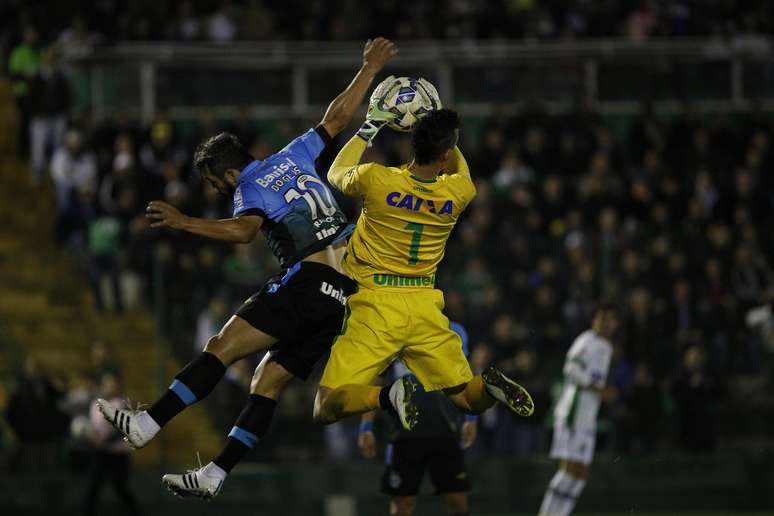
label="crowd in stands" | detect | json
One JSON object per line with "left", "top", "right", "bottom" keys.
{"left": 4, "top": 90, "right": 773, "bottom": 459}
{"left": 1, "top": 0, "right": 773, "bottom": 50}
{"left": 3, "top": 2, "right": 774, "bottom": 464}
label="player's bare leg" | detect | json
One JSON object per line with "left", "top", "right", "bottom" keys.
{"left": 98, "top": 316, "right": 277, "bottom": 448}
{"left": 314, "top": 377, "right": 419, "bottom": 430}
{"left": 389, "top": 495, "right": 417, "bottom": 516}
{"left": 539, "top": 460, "right": 588, "bottom": 516}
{"left": 162, "top": 353, "right": 295, "bottom": 499}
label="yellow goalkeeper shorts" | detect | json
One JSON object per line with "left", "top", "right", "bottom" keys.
{"left": 319, "top": 287, "right": 473, "bottom": 391}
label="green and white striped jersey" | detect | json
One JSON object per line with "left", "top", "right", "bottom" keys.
{"left": 553, "top": 330, "right": 612, "bottom": 431}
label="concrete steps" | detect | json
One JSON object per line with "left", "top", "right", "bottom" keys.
{"left": 0, "top": 158, "right": 221, "bottom": 467}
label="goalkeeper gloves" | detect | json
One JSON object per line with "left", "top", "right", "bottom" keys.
{"left": 357, "top": 76, "right": 397, "bottom": 143}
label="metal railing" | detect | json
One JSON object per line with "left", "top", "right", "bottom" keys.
{"left": 65, "top": 38, "right": 774, "bottom": 123}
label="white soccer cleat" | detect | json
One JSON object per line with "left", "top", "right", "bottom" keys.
{"left": 162, "top": 467, "right": 224, "bottom": 500}
{"left": 389, "top": 376, "right": 419, "bottom": 431}
{"left": 481, "top": 366, "right": 535, "bottom": 417}
{"left": 96, "top": 398, "right": 156, "bottom": 449}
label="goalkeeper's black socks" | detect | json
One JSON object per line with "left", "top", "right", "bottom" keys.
{"left": 147, "top": 352, "right": 227, "bottom": 427}
{"left": 213, "top": 394, "right": 277, "bottom": 473}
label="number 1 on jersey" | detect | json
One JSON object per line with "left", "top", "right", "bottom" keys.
{"left": 405, "top": 222, "right": 424, "bottom": 265}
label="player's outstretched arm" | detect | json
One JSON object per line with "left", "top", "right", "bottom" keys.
{"left": 327, "top": 80, "right": 398, "bottom": 194}
{"left": 146, "top": 200, "right": 262, "bottom": 243}
{"left": 446, "top": 147, "right": 470, "bottom": 177}
{"left": 319, "top": 37, "right": 397, "bottom": 138}
{"left": 327, "top": 133, "right": 370, "bottom": 194}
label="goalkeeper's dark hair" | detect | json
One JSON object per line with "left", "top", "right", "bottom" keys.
{"left": 411, "top": 109, "right": 460, "bottom": 165}
{"left": 193, "top": 132, "right": 253, "bottom": 178}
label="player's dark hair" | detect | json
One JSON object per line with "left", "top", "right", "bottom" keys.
{"left": 411, "top": 109, "right": 460, "bottom": 165}
{"left": 593, "top": 301, "right": 618, "bottom": 318}
{"left": 193, "top": 132, "right": 253, "bottom": 178}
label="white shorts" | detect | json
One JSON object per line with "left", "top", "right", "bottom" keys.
{"left": 549, "top": 423, "right": 596, "bottom": 466}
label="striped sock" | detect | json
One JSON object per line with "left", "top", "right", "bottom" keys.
{"left": 213, "top": 394, "right": 277, "bottom": 473}
{"left": 147, "top": 352, "right": 226, "bottom": 427}
{"left": 539, "top": 470, "right": 578, "bottom": 516}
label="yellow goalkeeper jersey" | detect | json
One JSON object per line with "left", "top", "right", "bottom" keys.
{"left": 328, "top": 137, "right": 476, "bottom": 291}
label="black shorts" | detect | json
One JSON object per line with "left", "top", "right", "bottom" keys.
{"left": 381, "top": 435, "right": 470, "bottom": 496}
{"left": 235, "top": 261, "right": 356, "bottom": 380}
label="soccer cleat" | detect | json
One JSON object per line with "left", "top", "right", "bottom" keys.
{"left": 96, "top": 399, "right": 155, "bottom": 449}
{"left": 481, "top": 366, "right": 535, "bottom": 417}
{"left": 389, "top": 376, "right": 419, "bottom": 431}
{"left": 162, "top": 467, "right": 224, "bottom": 500}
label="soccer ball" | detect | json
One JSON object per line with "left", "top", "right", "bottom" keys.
{"left": 372, "top": 76, "right": 442, "bottom": 132}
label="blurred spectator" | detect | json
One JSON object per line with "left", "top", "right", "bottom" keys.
{"left": 4, "top": 357, "right": 68, "bottom": 472}
{"left": 168, "top": 1, "right": 202, "bottom": 41}
{"left": 732, "top": 246, "right": 772, "bottom": 310}
{"left": 139, "top": 116, "right": 184, "bottom": 177}
{"left": 51, "top": 130, "right": 96, "bottom": 211}
{"left": 28, "top": 47, "right": 69, "bottom": 182}
{"left": 620, "top": 363, "right": 662, "bottom": 453}
{"left": 90, "top": 341, "right": 121, "bottom": 381}
{"left": 746, "top": 290, "right": 774, "bottom": 352}
{"left": 626, "top": 1, "right": 659, "bottom": 41}
{"left": 87, "top": 214, "right": 125, "bottom": 313}
{"left": 194, "top": 296, "right": 229, "bottom": 353}
{"left": 8, "top": 25, "right": 40, "bottom": 158}
{"left": 84, "top": 374, "right": 140, "bottom": 516}
{"left": 1, "top": 2, "right": 773, "bottom": 44}
{"left": 207, "top": 1, "right": 238, "bottom": 43}
{"left": 672, "top": 346, "right": 722, "bottom": 451}
{"left": 56, "top": 16, "right": 99, "bottom": 56}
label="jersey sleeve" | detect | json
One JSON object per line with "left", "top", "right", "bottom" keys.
{"left": 279, "top": 126, "right": 331, "bottom": 165}
{"left": 232, "top": 181, "right": 267, "bottom": 218}
{"left": 327, "top": 134, "right": 374, "bottom": 196}
{"left": 445, "top": 147, "right": 476, "bottom": 207}
{"left": 331, "top": 163, "right": 377, "bottom": 196}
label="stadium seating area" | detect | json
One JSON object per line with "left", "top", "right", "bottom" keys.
{"left": 1, "top": 0, "right": 773, "bottom": 47}
{"left": 2, "top": 0, "right": 774, "bottom": 468}
{"left": 5, "top": 95, "right": 771, "bottom": 460}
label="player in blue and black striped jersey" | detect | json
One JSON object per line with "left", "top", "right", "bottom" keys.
{"left": 97, "top": 38, "right": 398, "bottom": 500}
{"left": 358, "top": 322, "right": 478, "bottom": 516}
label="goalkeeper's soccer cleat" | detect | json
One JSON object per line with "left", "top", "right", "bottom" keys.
{"left": 96, "top": 399, "right": 158, "bottom": 449}
{"left": 389, "top": 376, "right": 419, "bottom": 431}
{"left": 482, "top": 366, "right": 535, "bottom": 417}
{"left": 162, "top": 465, "right": 225, "bottom": 500}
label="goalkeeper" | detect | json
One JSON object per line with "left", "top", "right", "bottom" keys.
{"left": 313, "top": 78, "right": 535, "bottom": 431}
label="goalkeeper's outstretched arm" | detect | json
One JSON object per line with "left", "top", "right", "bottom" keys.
{"left": 327, "top": 135, "right": 368, "bottom": 195}
{"left": 328, "top": 76, "right": 400, "bottom": 194}
{"left": 320, "top": 38, "right": 397, "bottom": 138}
